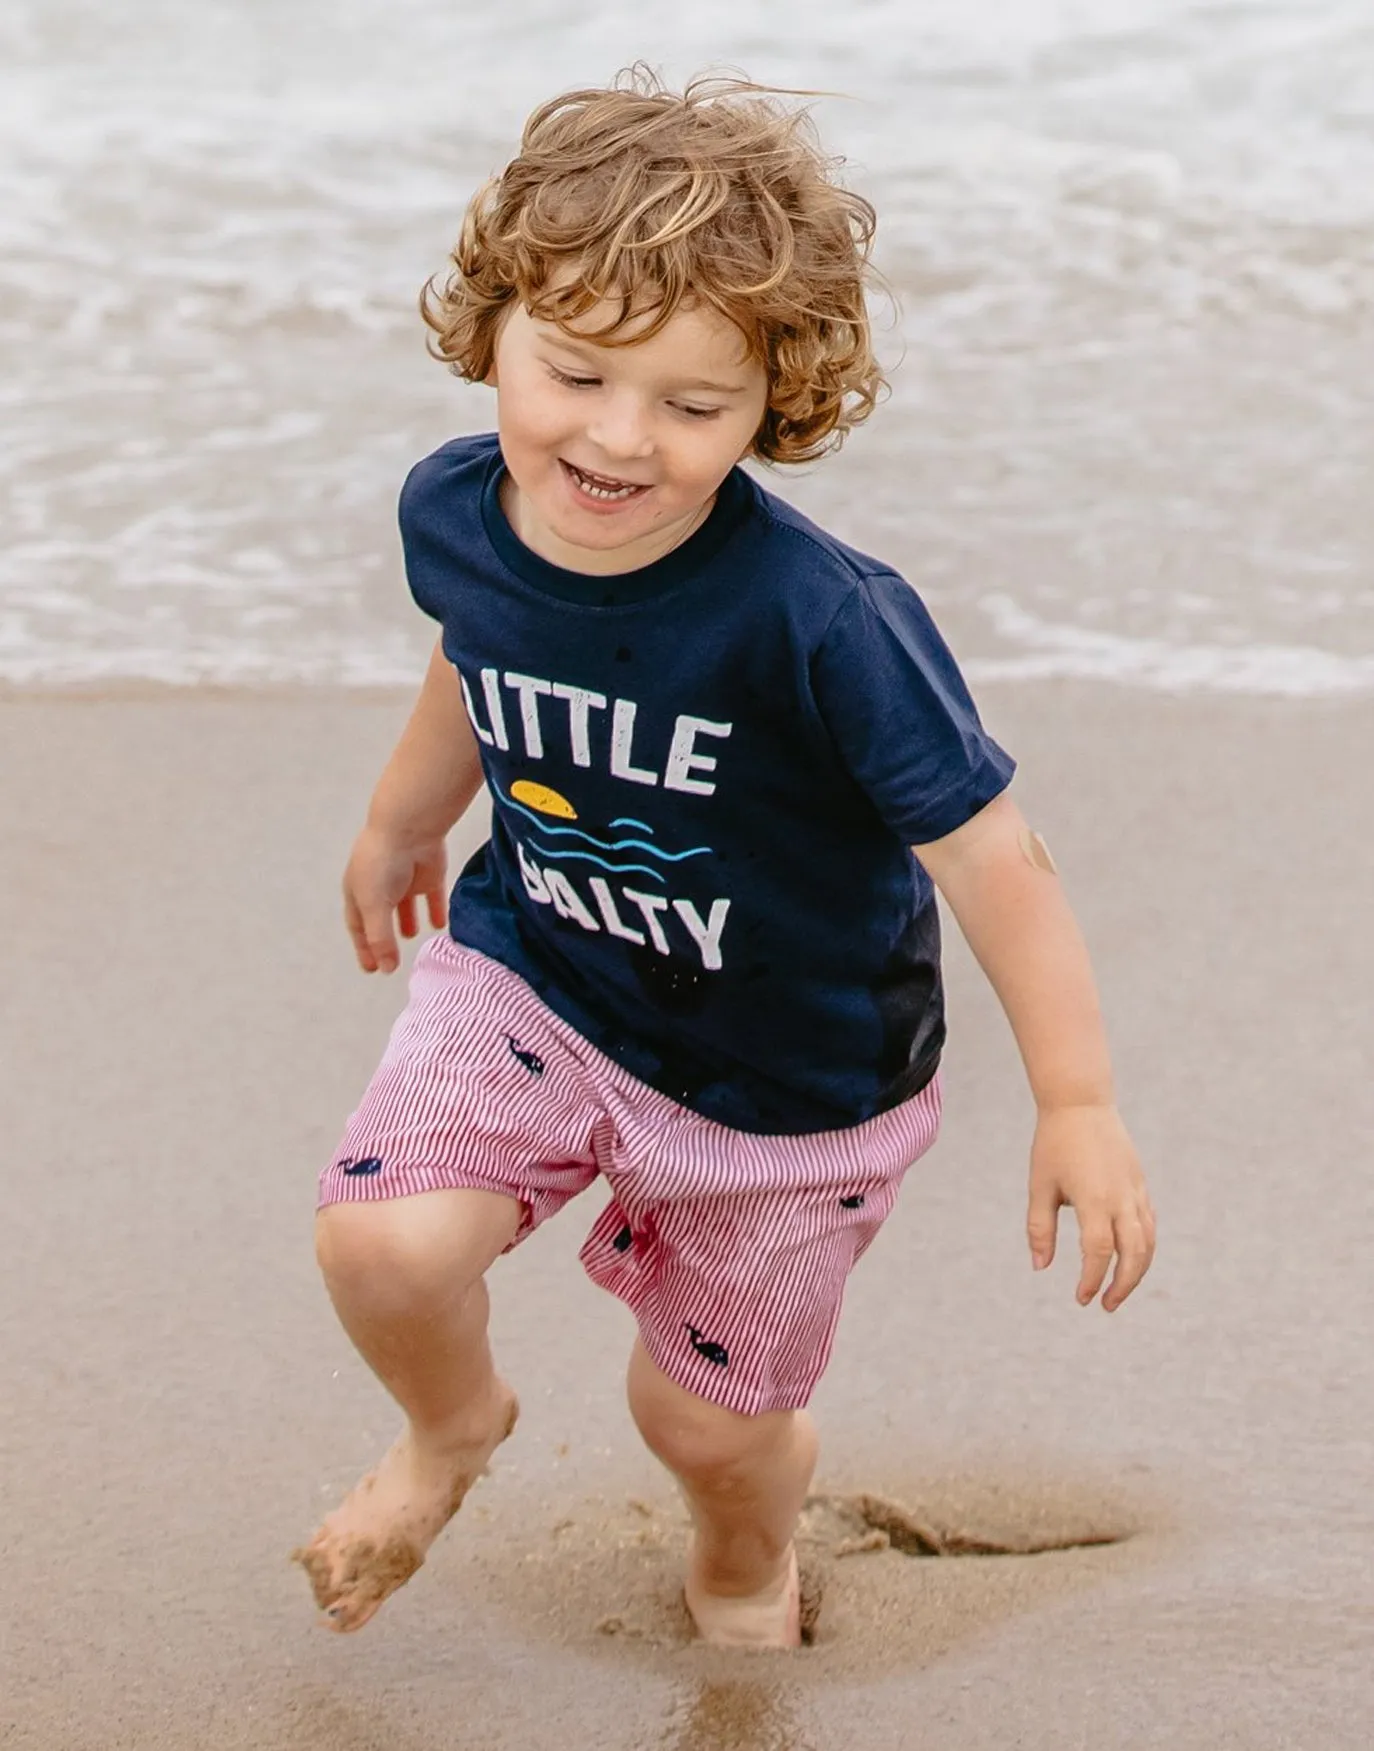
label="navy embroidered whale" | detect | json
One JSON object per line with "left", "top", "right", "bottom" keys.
{"left": 506, "top": 1035, "right": 545, "bottom": 1076}
{"left": 340, "top": 1157, "right": 383, "bottom": 1177}
{"left": 686, "top": 1325, "right": 729, "bottom": 1368}
{"left": 840, "top": 1193, "right": 865, "bottom": 1209}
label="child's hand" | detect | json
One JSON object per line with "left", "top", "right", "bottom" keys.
{"left": 342, "top": 824, "right": 448, "bottom": 974}
{"left": 1026, "top": 1104, "right": 1156, "bottom": 1311}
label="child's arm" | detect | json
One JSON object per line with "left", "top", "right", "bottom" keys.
{"left": 912, "top": 788, "right": 1156, "bottom": 1311}
{"left": 343, "top": 639, "right": 485, "bottom": 974}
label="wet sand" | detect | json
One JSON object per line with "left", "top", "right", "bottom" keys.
{"left": 3, "top": 684, "right": 1372, "bottom": 1749}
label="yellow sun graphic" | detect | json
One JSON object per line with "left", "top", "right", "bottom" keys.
{"left": 510, "top": 780, "right": 578, "bottom": 820}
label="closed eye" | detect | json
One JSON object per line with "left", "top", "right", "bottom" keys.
{"left": 548, "top": 364, "right": 722, "bottom": 420}
{"left": 548, "top": 366, "right": 600, "bottom": 389}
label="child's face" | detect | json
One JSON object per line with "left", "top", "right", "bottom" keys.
{"left": 490, "top": 293, "right": 769, "bottom": 575}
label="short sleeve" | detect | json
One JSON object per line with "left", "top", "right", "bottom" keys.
{"left": 812, "top": 573, "right": 1015, "bottom": 843}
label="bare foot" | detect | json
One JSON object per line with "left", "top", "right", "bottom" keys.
{"left": 684, "top": 1543, "right": 802, "bottom": 1649}
{"left": 293, "top": 1385, "right": 518, "bottom": 1632}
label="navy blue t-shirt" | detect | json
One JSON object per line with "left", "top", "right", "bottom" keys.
{"left": 400, "top": 433, "right": 1014, "bottom": 1135}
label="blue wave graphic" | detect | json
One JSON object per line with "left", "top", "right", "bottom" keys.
{"left": 610, "top": 817, "right": 654, "bottom": 833}
{"left": 532, "top": 846, "right": 667, "bottom": 884}
{"left": 498, "top": 783, "right": 713, "bottom": 867}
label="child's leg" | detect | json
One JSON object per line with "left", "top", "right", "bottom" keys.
{"left": 626, "top": 1338, "right": 818, "bottom": 1649}
{"left": 294, "top": 1187, "right": 522, "bottom": 1632}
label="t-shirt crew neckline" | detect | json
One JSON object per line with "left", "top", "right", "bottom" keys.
{"left": 479, "top": 448, "right": 755, "bottom": 606}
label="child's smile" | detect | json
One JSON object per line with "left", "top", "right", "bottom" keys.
{"left": 491, "top": 295, "right": 768, "bottom": 575}
{"left": 560, "top": 456, "right": 653, "bottom": 509}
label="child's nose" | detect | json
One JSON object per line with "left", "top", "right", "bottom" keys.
{"left": 587, "top": 393, "right": 654, "bottom": 462}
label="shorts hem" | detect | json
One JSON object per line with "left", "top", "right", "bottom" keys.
{"left": 315, "top": 1165, "right": 543, "bottom": 1248}
{"left": 633, "top": 1321, "right": 828, "bottom": 1418}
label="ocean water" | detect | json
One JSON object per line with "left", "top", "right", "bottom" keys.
{"left": 2, "top": 0, "right": 1373, "bottom": 692}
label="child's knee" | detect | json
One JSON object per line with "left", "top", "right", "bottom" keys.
{"left": 315, "top": 1189, "right": 519, "bottom": 1314}
{"left": 627, "top": 1344, "right": 792, "bottom": 1483}
{"left": 316, "top": 1203, "right": 447, "bottom": 1315}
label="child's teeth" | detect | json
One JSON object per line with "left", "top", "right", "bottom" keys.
{"left": 574, "top": 466, "right": 639, "bottom": 500}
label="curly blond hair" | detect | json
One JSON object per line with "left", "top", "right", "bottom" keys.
{"left": 421, "top": 68, "right": 885, "bottom": 464}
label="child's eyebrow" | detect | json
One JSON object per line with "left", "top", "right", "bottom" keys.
{"left": 543, "top": 334, "right": 752, "bottom": 397}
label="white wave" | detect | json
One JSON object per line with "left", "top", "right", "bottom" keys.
{"left": 970, "top": 597, "right": 1374, "bottom": 697}
{"left": 6, "top": 596, "right": 1373, "bottom": 698}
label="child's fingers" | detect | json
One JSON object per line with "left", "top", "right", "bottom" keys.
{"left": 343, "top": 891, "right": 379, "bottom": 973}
{"left": 398, "top": 883, "right": 447, "bottom": 940}
{"left": 1100, "top": 1207, "right": 1156, "bottom": 1312}
{"left": 357, "top": 902, "right": 400, "bottom": 974}
{"left": 1075, "top": 1211, "right": 1117, "bottom": 1305}
{"left": 1026, "top": 1182, "right": 1060, "bottom": 1271}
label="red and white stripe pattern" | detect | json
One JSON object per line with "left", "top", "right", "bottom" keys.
{"left": 321, "top": 935, "right": 942, "bottom": 1414}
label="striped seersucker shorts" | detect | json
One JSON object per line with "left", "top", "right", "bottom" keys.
{"left": 319, "top": 933, "right": 941, "bottom": 1414}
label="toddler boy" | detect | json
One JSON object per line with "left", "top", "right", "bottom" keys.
{"left": 294, "top": 71, "right": 1155, "bottom": 1649}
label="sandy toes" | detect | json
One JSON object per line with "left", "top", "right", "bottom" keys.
{"left": 684, "top": 1544, "right": 805, "bottom": 1650}
{"left": 293, "top": 1388, "right": 519, "bottom": 1632}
